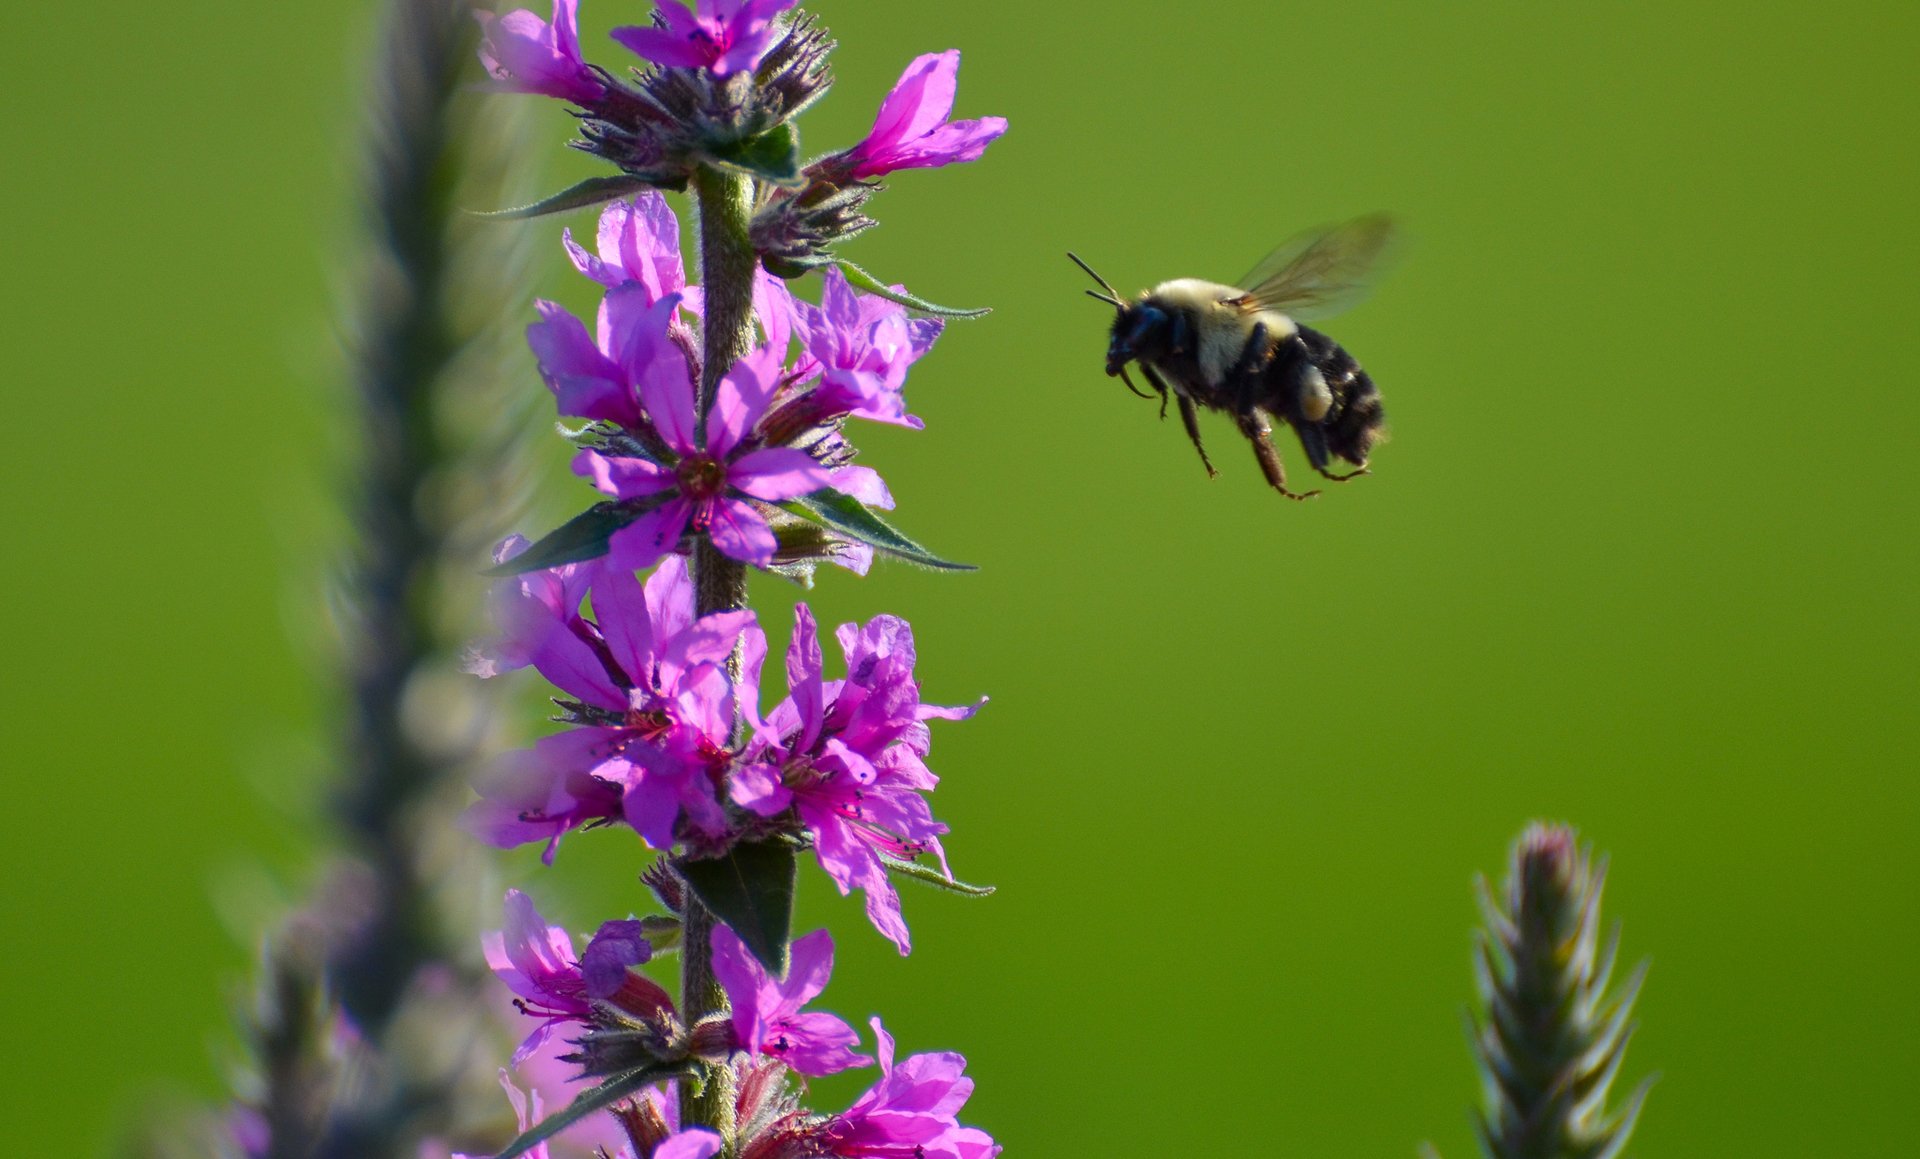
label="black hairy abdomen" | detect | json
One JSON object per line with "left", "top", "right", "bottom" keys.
{"left": 1293, "top": 325, "right": 1385, "bottom": 467}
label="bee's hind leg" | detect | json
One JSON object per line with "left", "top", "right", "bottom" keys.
{"left": 1238, "top": 413, "right": 1319, "bottom": 501}
{"left": 1293, "top": 420, "right": 1369, "bottom": 484}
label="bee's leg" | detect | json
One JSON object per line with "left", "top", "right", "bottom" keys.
{"left": 1237, "top": 412, "right": 1319, "bottom": 501}
{"left": 1227, "top": 323, "right": 1272, "bottom": 416}
{"left": 1294, "top": 422, "right": 1369, "bottom": 482}
{"left": 1177, "top": 394, "right": 1219, "bottom": 478}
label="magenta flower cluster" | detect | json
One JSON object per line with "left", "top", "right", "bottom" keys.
{"left": 481, "top": 893, "right": 990, "bottom": 1159}
{"left": 466, "top": 536, "right": 977, "bottom": 953}
{"left": 463, "top": 4, "right": 1003, "bottom": 1157}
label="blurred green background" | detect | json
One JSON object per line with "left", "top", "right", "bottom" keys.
{"left": 3, "top": 0, "right": 1915, "bottom": 1154}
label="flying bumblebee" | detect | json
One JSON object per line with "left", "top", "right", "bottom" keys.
{"left": 1070, "top": 214, "right": 1398, "bottom": 501}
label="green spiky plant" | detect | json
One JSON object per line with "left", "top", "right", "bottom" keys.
{"left": 1470, "top": 824, "right": 1652, "bottom": 1159}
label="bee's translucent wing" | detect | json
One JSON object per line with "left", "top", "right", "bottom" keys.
{"left": 1232, "top": 213, "right": 1400, "bottom": 321}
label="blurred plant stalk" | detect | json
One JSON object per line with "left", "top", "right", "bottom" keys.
{"left": 138, "top": 1, "right": 542, "bottom": 1155}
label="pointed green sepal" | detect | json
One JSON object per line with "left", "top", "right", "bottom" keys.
{"left": 778, "top": 490, "right": 975, "bottom": 572}
{"left": 705, "top": 123, "right": 804, "bottom": 188}
{"left": 484, "top": 500, "right": 660, "bottom": 576}
{"left": 492, "top": 1063, "right": 694, "bottom": 1159}
{"left": 677, "top": 841, "right": 798, "bottom": 976}
{"left": 832, "top": 261, "right": 991, "bottom": 318}
{"left": 475, "top": 175, "right": 659, "bottom": 220}
{"left": 879, "top": 852, "right": 995, "bottom": 897}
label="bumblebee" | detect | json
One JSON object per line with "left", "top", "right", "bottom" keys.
{"left": 1071, "top": 214, "right": 1397, "bottom": 500}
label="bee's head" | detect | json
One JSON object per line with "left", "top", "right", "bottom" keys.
{"left": 1069, "top": 251, "right": 1164, "bottom": 401}
{"left": 1107, "top": 300, "right": 1172, "bottom": 375}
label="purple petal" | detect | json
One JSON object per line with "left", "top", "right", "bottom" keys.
{"left": 784, "top": 928, "right": 836, "bottom": 1007}
{"left": 588, "top": 565, "right": 657, "bottom": 689}
{"left": 705, "top": 499, "right": 779, "bottom": 568}
{"left": 777, "top": 1010, "right": 873, "bottom": 1076}
{"left": 787, "top": 604, "right": 826, "bottom": 750}
{"left": 476, "top": 1, "right": 605, "bottom": 105}
{"left": 729, "top": 761, "right": 793, "bottom": 816}
{"left": 581, "top": 919, "right": 652, "bottom": 998}
{"left": 658, "top": 609, "right": 755, "bottom": 689}
{"left": 654, "top": 1129, "right": 725, "bottom": 1159}
{"left": 753, "top": 267, "right": 795, "bottom": 354}
{"left": 528, "top": 300, "right": 637, "bottom": 426}
{"left": 706, "top": 345, "right": 785, "bottom": 458}
{"left": 866, "top": 52, "right": 960, "bottom": 156}
{"left": 830, "top": 465, "right": 895, "bottom": 510}
{"left": 606, "top": 501, "right": 694, "bottom": 573}
{"left": 572, "top": 449, "right": 674, "bottom": 499}
{"left": 631, "top": 326, "right": 700, "bottom": 453}
{"left": 710, "top": 925, "right": 766, "bottom": 1047}
{"left": 730, "top": 446, "right": 835, "bottom": 502}
{"left": 609, "top": 23, "right": 713, "bottom": 71}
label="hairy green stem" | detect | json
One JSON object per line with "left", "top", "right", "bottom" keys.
{"left": 680, "top": 163, "right": 758, "bottom": 1140}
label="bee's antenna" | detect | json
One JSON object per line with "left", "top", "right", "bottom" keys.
{"left": 1085, "top": 289, "right": 1122, "bottom": 307}
{"left": 1067, "top": 251, "right": 1125, "bottom": 308}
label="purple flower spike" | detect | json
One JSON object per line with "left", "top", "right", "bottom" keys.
{"left": 712, "top": 926, "right": 873, "bottom": 1076}
{"left": 476, "top": 0, "right": 606, "bottom": 106}
{"left": 791, "top": 266, "right": 943, "bottom": 429}
{"left": 826, "top": 1019, "right": 999, "bottom": 1159}
{"left": 483, "top": 891, "right": 592, "bottom": 1065}
{"left": 733, "top": 607, "right": 982, "bottom": 954}
{"left": 575, "top": 344, "right": 837, "bottom": 571}
{"left": 527, "top": 289, "right": 691, "bottom": 430}
{"left": 840, "top": 52, "right": 1007, "bottom": 181}
{"left": 612, "top": 0, "right": 799, "bottom": 77}
{"left": 565, "top": 194, "right": 688, "bottom": 300}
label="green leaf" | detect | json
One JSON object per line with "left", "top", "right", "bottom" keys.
{"left": 778, "top": 490, "right": 976, "bottom": 572}
{"left": 474, "top": 175, "right": 656, "bottom": 220}
{"left": 492, "top": 1064, "right": 691, "bottom": 1159}
{"left": 677, "top": 841, "right": 797, "bottom": 976}
{"left": 832, "top": 260, "right": 991, "bottom": 319}
{"left": 484, "top": 502, "right": 646, "bottom": 575}
{"left": 879, "top": 852, "right": 996, "bottom": 897}
{"left": 705, "top": 123, "right": 804, "bottom": 187}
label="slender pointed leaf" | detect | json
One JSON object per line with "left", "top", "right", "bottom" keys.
{"left": 705, "top": 124, "right": 804, "bottom": 187}
{"left": 879, "top": 852, "right": 995, "bottom": 897}
{"left": 678, "top": 841, "right": 797, "bottom": 975}
{"left": 493, "top": 1063, "right": 691, "bottom": 1159}
{"left": 484, "top": 502, "right": 649, "bottom": 576}
{"left": 475, "top": 175, "right": 656, "bottom": 220}
{"left": 778, "top": 489, "right": 975, "bottom": 572}
{"left": 832, "top": 260, "right": 990, "bottom": 318}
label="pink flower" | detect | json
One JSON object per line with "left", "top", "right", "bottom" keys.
{"left": 612, "top": 0, "right": 798, "bottom": 77}
{"left": 452, "top": 1071, "right": 558, "bottom": 1159}
{"left": 790, "top": 266, "right": 943, "bottom": 429}
{"left": 839, "top": 52, "right": 1006, "bottom": 181}
{"left": 483, "top": 891, "right": 592, "bottom": 1065}
{"left": 463, "top": 554, "right": 758, "bottom": 853}
{"left": 712, "top": 926, "right": 872, "bottom": 1076}
{"left": 476, "top": 0, "right": 606, "bottom": 106}
{"left": 732, "top": 607, "right": 981, "bottom": 954}
{"left": 564, "top": 194, "right": 688, "bottom": 299}
{"left": 826, "top": 1019, "right": 999, "bottom": 1159}
{"left": 573, "top": 344, "right": 837, "bottom": 571}
{"left": 526, "top": 288, "right": 689, "bottom": 430}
